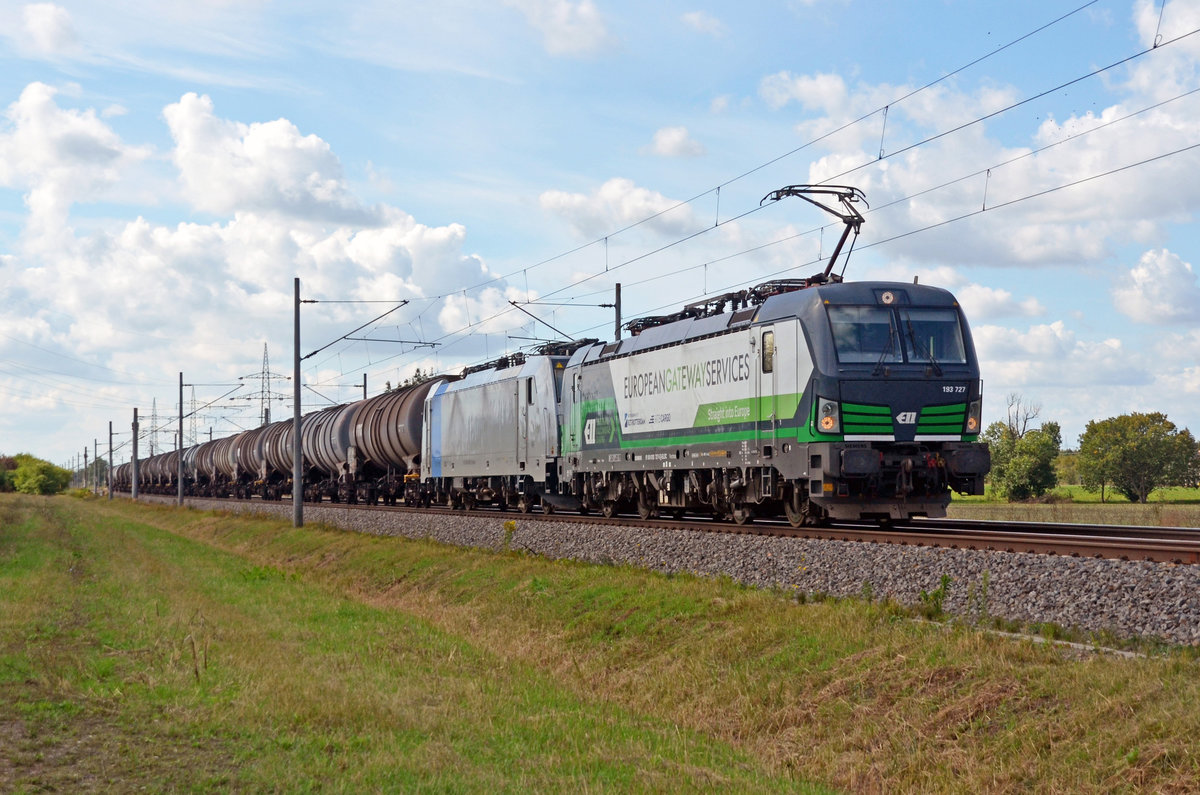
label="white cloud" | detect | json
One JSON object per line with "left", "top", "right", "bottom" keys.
{"left": 973, "top": 321, "right": 1151, "bottom": 388}
{"left": 539, "top": 177, "right": 703, "bottom": 239}
{"left": 682, "top": 11, "right": 726, "bottom": 37}
{"left": 0, "top": 87, "right": 517, "bottom": 402}
{"left": 22, "top": 3, "right": 78, "bottom": 55}
{"left": 768, "top": 68, "right": 1200, "bottom": 268}
{"left": 955, "top": 284, "right": 1045, "bottom": 320}
{"left": 1127, "top": 0, "right": 1200, "bottom": 102}
{"left": 0, "top": 82, "right": 148, "bottom": 241}
{"left": 641, "top": 126, "right": 706, "bottom": 158}
{"left": 438, "top": 285, "right": 537, "bottom": 336}
{"left": 504, "top": 0, "right": 613, "bottom": 56}
{"left": 1113, "top": 248, "right": 1200, "bottom": 324}
{"left": 163, "top": 92, "right": 370, "bottom": 223}
{"left": 759, "top": 71, "right": 846, "bottom": 112}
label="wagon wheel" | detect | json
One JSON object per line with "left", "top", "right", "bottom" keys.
{"left": 601, "top": 500, "right": 617, "bottom": 519}
{"left": 731, "top": 503, "right": 754, "bottom": 526}
{"left": 783, "top": 500, "right": 805, "bottom": 528}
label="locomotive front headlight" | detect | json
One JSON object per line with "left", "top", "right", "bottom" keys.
{"left": 965, "top": 399, "right": 981, "bottom": 434}
{"left": 817, "top": 397, "right": 840, "bottom": 434}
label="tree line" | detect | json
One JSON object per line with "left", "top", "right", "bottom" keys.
{"left": 982, "top": 394, "right": 1200, "bottom": 503}
{"left": 0, "top": 454, "right": 73, "bottom": 496}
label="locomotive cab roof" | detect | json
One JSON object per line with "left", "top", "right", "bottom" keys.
{"left": 566, "top": 278, "right": 972, "bottom": 369}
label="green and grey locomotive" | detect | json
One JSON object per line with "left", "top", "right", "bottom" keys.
{"left": 551, "top": 277, "right": 990, "bottom": 525}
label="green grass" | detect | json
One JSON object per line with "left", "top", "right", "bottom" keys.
{"left": 5, "top": 493, "right": 1200, "bottom": 791}
{"left": 0, "top": 494, "right": 815, "bottom": 793}
{"left": 950, "top": 485, "right": 1200, "bottom": 527}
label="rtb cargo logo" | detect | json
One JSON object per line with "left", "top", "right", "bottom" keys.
{"left": 584, "top": 418, "right": 596, "bottom": 445}
{"left": 895, "top": 411, "right": 918, "bottom": 425}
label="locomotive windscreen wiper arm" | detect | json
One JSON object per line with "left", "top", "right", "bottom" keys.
{"left": 903, "top": 315, "right": 943, "bottom": 376}
{"left": 872, "top": 325, "right": 898, "bottom": 376}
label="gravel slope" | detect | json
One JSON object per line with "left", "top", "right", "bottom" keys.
{"left": 136, "top": 496, "right": 1200, "bottom": 646}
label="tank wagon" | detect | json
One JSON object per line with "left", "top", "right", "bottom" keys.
{"left": 120, "top": 185, "right": 989, "bottom": 525}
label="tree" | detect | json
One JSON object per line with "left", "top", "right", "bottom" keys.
{"left": 981, "top": 412, "right": 1060, "bottom": 501}
{"left": 1002, "top": 392, "right": 1042, "bottom": 438}
{"left": 1078, "top": 413, "right": 1198, "bottom": 503}
{"left": 8, "top": 454, "right": 71, "bottom": 495}
{"left": 0, "top": 455, "right": 16, "bottom": 492}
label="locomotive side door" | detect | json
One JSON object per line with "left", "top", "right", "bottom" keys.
{"left": 757, "top": 326, "right": 777, "bottom": 454}
{"left": 518, "top": 378, "right": 530, "bottom": 469}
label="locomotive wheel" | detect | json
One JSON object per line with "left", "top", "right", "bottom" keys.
{"left": 601, "top": 500, "right": 617, "bottom": 519}
{"left": 517, "top": 496, "right": 532, "bottom": 513}
{"left": 731, "top": 503, "right": 754, "bottom": 526}
{"left": 542, "top": 502, "right": 555, "bottom": 515}
{"left": 636, "top": 498, "right": 656, "bottom": 520}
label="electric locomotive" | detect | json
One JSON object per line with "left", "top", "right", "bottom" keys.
{"left": 549, "top": 186, "right": 990, "bottom": 524}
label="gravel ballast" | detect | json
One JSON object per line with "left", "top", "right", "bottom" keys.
{"left": 137, "top": 496, "right": 1200, "bottom": 646}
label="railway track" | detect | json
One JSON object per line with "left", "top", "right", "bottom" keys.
{"left": 130, "top": 493, "right": 1200, "bottom": 565}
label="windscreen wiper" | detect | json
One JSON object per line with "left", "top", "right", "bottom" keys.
{"left": 903, "top": 314, "right": 942, "bottom": 376}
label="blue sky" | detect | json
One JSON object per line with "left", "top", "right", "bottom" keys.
{"left": 2, "top": 0, "right": 1199, "bottom": 469}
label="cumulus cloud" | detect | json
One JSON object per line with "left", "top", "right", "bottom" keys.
{"left": 163, "top": 93, "right": 371, "bottom": 223}
{"left": 0, "top": 82, "right": 148, "bottom": 240}
{"left": 539, "top": 177, "right": 703, "bottom": 239}
{"left": 682, "top": 11, "right": 726, "bottom": 37}
{"left": 973, "top": 321, "right": 1151, "bottom": 388}
{"left": 955, "top": 284, "right": 1046, "bottom": 320}
{"left": 22, "top": 3, "right": 78, "bottom": 55}
{"left": 0, "top": 85, "right": 517, "bottom": 407}
{"left": 759, "top": 71, "right": 847, "bottom": 113}
{"left": 505, "top": 0, "right": 613, "bottom": 56}
{"left": 1113, "top": 248, "right": 1200, "bottom": 324}
{"left": 641, "top": 126, "right": 706, "bottom": 158}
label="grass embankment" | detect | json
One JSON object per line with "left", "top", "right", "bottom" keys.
{"left": 3, "top": 494, "right": 1199, "bottom": 791}
{"left": 950, "top": 486, "right": 1200, "bottom": 527}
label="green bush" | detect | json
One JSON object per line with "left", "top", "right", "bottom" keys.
{"left": 4, "top": 453, "right": 72, "bottom": 495}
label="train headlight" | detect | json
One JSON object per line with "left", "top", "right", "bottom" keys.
{"left": 817, "top": 397, "right": 840, "bottom": 434}
{"left": 965, "top": 399, "right": 981, "bottom": 434}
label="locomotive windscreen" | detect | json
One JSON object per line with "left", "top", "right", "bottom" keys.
{"left": 897, "top": 308, "right": 967, "bottom": 364}
{"left": 828, "top": 305, "right": 967, "bottom": 365}
{"left": 829, "top": 306, "right": 901, "bottom": 364}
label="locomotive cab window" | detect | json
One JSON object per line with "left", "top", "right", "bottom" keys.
{"left": 761, "top": 330, "right": 775, "bottom": 373}
{"left": 829, "top": 306, "right": 901, "bottom": 364}
{"left": 898, "top": 308, "right": 967, "bottom": 364}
